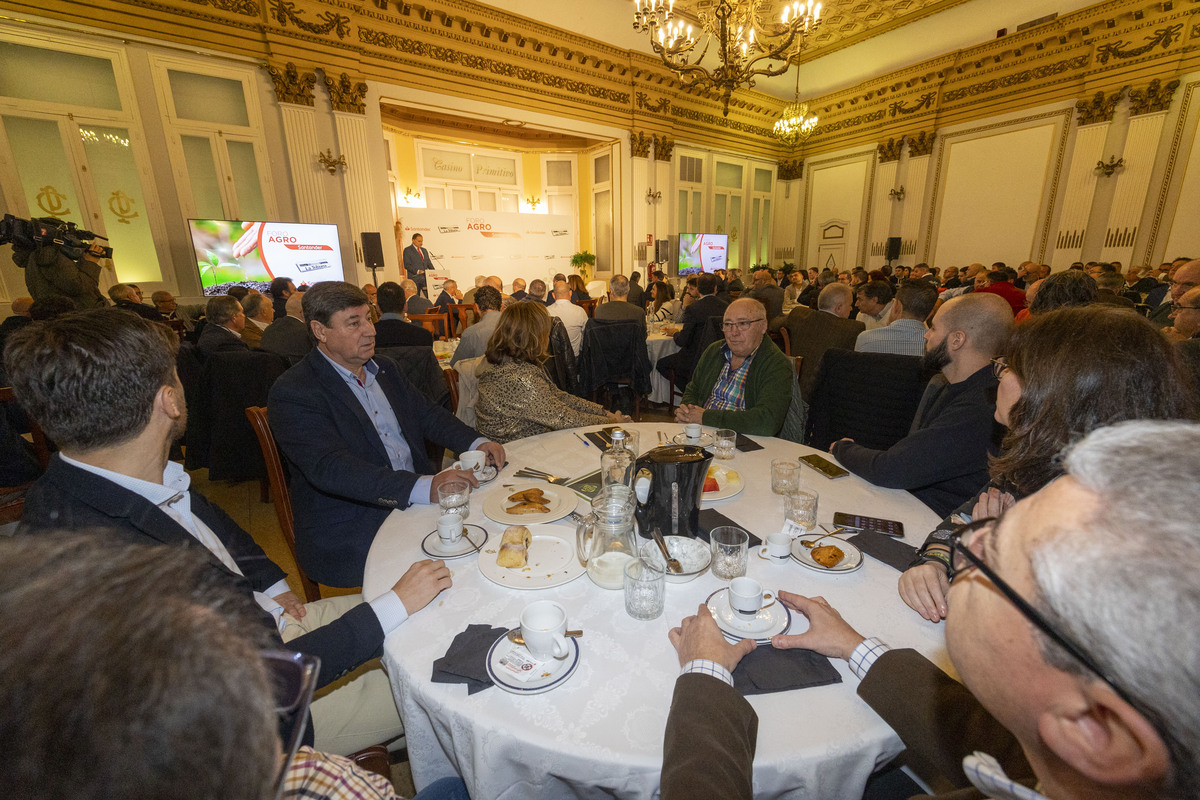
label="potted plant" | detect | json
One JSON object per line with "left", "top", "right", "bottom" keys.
{"left": 571, "top": 250, "right": 596, "bottom": 283}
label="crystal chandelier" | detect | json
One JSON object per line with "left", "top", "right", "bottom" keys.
{"left": 633, "top": 0, "right": 822, "bottom": 117}
{"left": 773, "top": 69, "right": 817, "bottom": 146}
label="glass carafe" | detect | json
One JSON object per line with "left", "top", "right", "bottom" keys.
{"left": 576, "top": 485, "right": 638, "bottom": 589}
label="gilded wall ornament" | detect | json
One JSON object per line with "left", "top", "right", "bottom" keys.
{"left": 1128, "top": 78, "right": 1180, "bottom": 115}
{"left": 888, "top": 92, "right": 936, "bottom": 117}
{"left": 877, "top": 137, "right": 904, "bottom": 163}
{"left": 36, "top": 185, "right": 71, "bottom": 217}
{"left": 107, "top": 190, "right": 139, "bottom": 224}
{"left": 1076, "top": 88, "right": 1124, "bottom": 125}
{"left": 812, "top": 109, "right": 887, "bottom": 137}
{"left": 184, "top": 0, "right": 259, "bottom": 14}
{"left": 907, "top": 131, "right": 936, "bottom": 157}
{"left": 635, "top": 92, "right": 670, "bottom": 113}
{"left": 630, "top": 131, "right": 652, "bottom": 158}
{"left": 267, "top": 61, "right": 317, "bottom": 106}
{"left": 325, "top": 72, "right": 368, "bottom": 113}
{"left": 1095, "top": 24, "right": 1183, "bottom": 65}
{"left": 669, "top": 104, "right": 772, "bottom": 139}
{"left": 652, "top": 134, "right": 674, "bottom": 161}
{"left": 942, "top": 55, "right": 1089, "bottom": 103}
{"left": 271, "top": 0, "right": 351, "bottom": 38}
{"left": 777, "top": 159, "right": 803, "bottom": 181}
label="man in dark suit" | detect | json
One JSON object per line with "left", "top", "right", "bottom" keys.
{"left": 261, "top": 291, "right": 312, "bottom": 364}
{"left": 108, "top": 283, "right": 165, "bottom": 321}
{"left": 595, "top": 275, "right": 646, "bottom": 325}
{"left": 5, "top": 308, "right": 452, "bottom": 756}
{"left": 663, "top": 421, "right": 1194, "bottom": 800}
{"left": 196, "top": 294, "right": 250, "bottom": 360}
{"left": 746, "top": 268, "right": 784, "bottom": 321}
{"left": 1148, "top": 259, "right": 1199, "bottom": 328}
{"left": 269, "top": 282, "right": 504, "bottom": 588}
{"left": 402, "top": 233, "right": 431, "bottom": 295}
{"left": 783, "top": 284, "right": 866, "bottom": 401}
{"left": 655, "top": 272, "right": 728, "bottom": 388}
{"left": 374, "top": 280, "right": 433, "bottom": 347}
{"left": 627, "top": 271, "right": 645, "bottom": 308}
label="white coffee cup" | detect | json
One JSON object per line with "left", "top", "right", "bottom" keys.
{"left": 436, "top": 513, "right": 463, "bottom": 546}
{"left": 684, "top": 423, "right": 702, "bottom": 442}
{"left": 728, "top": 577, "right": 775, "bottom": 620}
{"left": 759, "top": 532, "right": 792, "bottom": 561}
{"left": 459, "top": 450, "right": 486, "bottom": 473}
{"left": 519, "top": 600, "right": 570, "bottom": 660}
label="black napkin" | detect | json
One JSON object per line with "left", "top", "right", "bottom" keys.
{"left": 431, "top": 623, "right": 508, "bottom": 694}
{"left": 847, "top": 531, "right": 919, "bottom": 572}
{"left": 734, "top": 433, "right": 764, "bottom": 452}
{"left": 732, "top": 645, "right": 843, "bottom": 696}
{"left": 584, "top": 430, "right": 614, "bottom": 449}
{"left": 696, "top": 509, "right": 763, "bottom": 548}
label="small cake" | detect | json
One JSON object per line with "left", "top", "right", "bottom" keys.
{"left": 811, "top": 545, "right": 845, "bottom": 568}
{"left": 497, "top": 525, "right": 532, "bottom": 568}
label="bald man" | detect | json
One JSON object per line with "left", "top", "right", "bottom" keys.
{"left": 831, "top": 293, "right": 1014, "bottom": 516}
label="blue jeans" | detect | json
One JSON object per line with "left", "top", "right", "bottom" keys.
{"left": 412, "top": 777, "right": 470, "bottom": 800}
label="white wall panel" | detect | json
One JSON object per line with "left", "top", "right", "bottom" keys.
{"left": 280, "top": 105, "right": 328, "bottom": 224}
{"left": 932, "top": 124, "right": 1055, "bottom": 267}
{"left": 333, "top": 111, "right": 375, "bottom": 284}
{"left": 1101, "top": 112, "right": 1166, "bottom": 264}
{"left": 867, "top": 159, "right": 897, "bottom": 267}
{"left": 898, "top": 154, "right": 930, "bottom": 263}
{"left": 1051, "top": 122, "right": 1107, "bottom": 268}
{"left": 805, "top": 156, "right": 868, "bottom": 270}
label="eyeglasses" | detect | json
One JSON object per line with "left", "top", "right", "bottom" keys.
{"left": 990, "top": 357, "right": 1010, "bottom": 380}
{"left": 722, "top": 318, "right": 765, "bottom": 332}
{"left": 946, "top": 519, "right": 1154, "bottom": 726}
{"left": 264, "top": 650, "right": 321, "bottom": 799}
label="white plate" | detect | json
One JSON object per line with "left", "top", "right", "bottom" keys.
{"left": 638, "top": 536, "right": 711, "bottom": 583}
{"left": 482, "top": 483, "right": 577, "bottom": 525}
{"left": 486, "top": 629, "right": 581, "bottom": 695}
{"left": 790, "top": 535, "right": 864, "bottom": 573}
{"left": 477, "top": 523, "right": 586, "bottom": 590}
{"left": 672, "top": 431, "right": 716, "bottom": 448}
{"left": 701, "top": 463, "right": 744, "bottom": 505}
{"left": 451, "top": 462, "right": 498, "bottom": 485}
{"left": 420, "top": 525, "right": 489, "bottom": 560}
{"left": 705, "top": 587, "right": 792, "bottom": 645}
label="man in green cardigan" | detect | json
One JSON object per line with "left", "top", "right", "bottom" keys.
{"left": 675, "top": 297, "right": 793, "bottom": 436}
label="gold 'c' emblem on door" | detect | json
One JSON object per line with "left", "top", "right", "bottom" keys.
{"left": 108, "top": 190, "right": 139, "bottom": 224}
{"left": 35, "top": 185, "right": 71, "bottom": 217}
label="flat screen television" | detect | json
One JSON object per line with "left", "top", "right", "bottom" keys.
{"left": 678, "top": 233, "right": 728, "bottom": 276}
{"left": 187, "top": 219, "right": 345, "bottom": 296}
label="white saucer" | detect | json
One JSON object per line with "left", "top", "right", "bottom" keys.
{"left": 789, "top": 535, "right": 864, "bottom": 573}
{"left": 672, "top": 431, "right": 716, "bottom": 448}
{"left": 705, "top": 587, "right": 791, "bottom": 645}
{"left": 451, "top": 462, "right": 498, "bottom": 485}
{"left": 486, "top": 629, "right": 581, "bottom": 695}
{"left": 420, "top": 525, "right": 488, "bottom": 559}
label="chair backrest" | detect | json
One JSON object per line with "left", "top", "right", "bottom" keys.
{"left": 409, "top": 310, "right": 450, "bottom": 340}
{"left": 448, "top": 303, "right": 479, "bottom": 336}
{"left": 578, "top": 298, "right": 599, "bottom": 318}
{"left": 577, "top": 319, "right": 651, "bottom": 396}
{"left": 443, "top": 367, "right": 459, "bottom": 414}
{"left": 244, "top": 406, "right": 320, "bottom": 603}
{"left": 374, "top": 346, "right": 451, "bottom": 410}
{"left": 451, "top": 356, "right": 484, "bottom": 427}
{"left": 783, "top": 306, "right": 865, "bottom": 402}
{"left": 545, "top": 316, "right": 581, "bottom": 395}
{"left": 805, "top": 349, "right": 935, "bottom": 451}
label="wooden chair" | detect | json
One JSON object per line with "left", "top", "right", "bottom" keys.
{"left": 780, "top": 326, "right": 792, "bottom": 356}
{"left": 578, "top": 298, "right": 599, "bottom": 318}
{"left": 244, "top": 406, "right": 320, "bottom": 603}
{"left": 443, "top": 368, "right": 460, "bottom": 414}
{"left": 0, "top": 387, "right": 52, "bottom": 525}
{"left": 409, "top": 310, "right": 451, "bottom": 341}
{"left": 447, "top": 303, "right": 479, "bottom": 336}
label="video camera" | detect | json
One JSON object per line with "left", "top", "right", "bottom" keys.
{"left": 0, "top": 214, "right": 113, "bottom": 261}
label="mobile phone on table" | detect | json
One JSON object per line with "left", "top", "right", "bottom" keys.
{"left": 833, "top": 512, "right": 905, "bottom": 538}
{"left": 797, "top": 453, "right": 850, "bottom": 480}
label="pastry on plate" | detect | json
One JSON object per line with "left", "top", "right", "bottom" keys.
{"left": 810, "top": 544, "right": 844, "bottom": 568}
{"left": 507, "top": 488, "right": 547, "bottom": 504}
{"left": 497, "top": 525, "right": 532, "bottom": 568}
{"left": 506, "top": 501, "right": 551, "bottom": 515}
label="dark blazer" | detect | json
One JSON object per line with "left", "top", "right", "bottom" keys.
{"left": 594, "top": 299, "right": 647, "bottom": 324}
{"left": 196, "top": 323, "right": 249, "bottom": 360}
{"left": 375, "top": 317, "right": 434, "bottom": 348}
{"left": 673, "top": 294, "right": 729, "bottom": 369}
{"left": 747, "top": 284, "right": 784, "bottom": 320}
{"left": 783, "top": 306, "right": 866, "bottom": 401}
{"left": 114, "top": 298, "right": 166, "bottom": 321}
{"left": 268, "top": 349, "right": 480, "bottom": 587}
{"left": 18, "top": 456, "right": 384, "bottom": 690}
{"left": 661, "top": 649, "right": 1033, "bottom": 800}
{"left": 402, "top": 245, "right": 430, "bottom": 289}
{"left": 261, "top": 315, "right": 312, "bottom": 364}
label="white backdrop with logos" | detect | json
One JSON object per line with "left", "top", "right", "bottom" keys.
{"left": 399, "top": 209, "right": 575, "bottom": 294}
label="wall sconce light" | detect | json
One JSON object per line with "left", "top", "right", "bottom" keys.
{"left": 645, "top": 188, "right": 663, "bottom": 204}
{"left": 525, "top": 195, "right": 541, "bottom": 209}
{"left": 317, "top": 148, "right": 347, "bottom": 174}
{"left": 402, "top": 187, "right": 421, "bottom": 203}
{"left": 1095, "top": 156, "right": 1125, "bottom": 177}
{"left": 889, "top": 186, "right": 906, "bottom": 201}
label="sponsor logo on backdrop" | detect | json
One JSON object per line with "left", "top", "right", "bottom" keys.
{"left": 544, "top": 254, "right": 558, "bottom": 260}
{"left": 525, "top": 230, "right": 546, "bottom": 235}
{"left": 551, "top": 230, "right": 569, "bottom": 236}
{"left": 466, "top": 218, "right": 492, "bottom": 231}
{"left": 406, "top": 226, "right": 432, "bottom": 233}
{"left": 438, "top": 226, "right": 460, "bottom": 234}
{"left": 296, "top": 260, "right": 331, "bottom": 273}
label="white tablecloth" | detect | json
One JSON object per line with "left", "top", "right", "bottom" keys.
{"left": 645, "top": 334, "right": 680, "bottom": 404}
{"left": 363, "top": 423, "right": 946, "bottom": 799}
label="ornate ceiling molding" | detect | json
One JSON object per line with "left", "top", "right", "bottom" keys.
{"left": 266, "top": 61, "right": 317, "bottom": 106}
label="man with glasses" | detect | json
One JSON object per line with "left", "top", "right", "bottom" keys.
{"left": 1148, "top": 259, "right": 1199, "bottom": 328}
{"left": 663, "top": 420, "right": 1198, "bottom": 800}
{"left": 674, "top": 297, "right": 793, "bottom": 436}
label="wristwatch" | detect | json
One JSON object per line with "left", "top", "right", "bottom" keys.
{"left": 910, "top": 547, "right": 951, "bottom": 574}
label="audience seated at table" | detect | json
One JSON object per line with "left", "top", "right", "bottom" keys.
{"left": 433, "top": 278, "right": 462, "bottom": 311}
{"left": 403, "top": 278, "right": 433, "bottom": 317}
{"left": 746, "top": 268, "right": 784, "bottom": 322}
{"left": 270, "top": 276, "right": 297, "bottom": 320}
{"left": 374, "top": 280, "right": 435, "bottom": 348}
{"left": 450, "top": 285, "right": 502, "bottom": 366}
{"left": 239, "top": 291, "right": 273, "bottom": 348}
{"left": 151, "top": 290, "right": 204, "bottom": 331}
{"left": 268, "top": 282, "right": 503, "bottom": 588}
{"left": 831, "top": 293, "right": 1013, "bottom": 517}
{"left": 474, "top": 301, "right": 624, "bottom": 444}
{"left": 648, "top": 281, "right": 680, "bottom": 324}
{"left": 656, "top": 273, "right": 728, "bottom": 389}
{"left": 196, "top": 294, "right": 250, "bottom": 360}
{"left": 261, "top": 291, "right": 313, "bottom": 364}
{"left": 784, "top": 284, "right": 864, "bottom": 401}
{"left": 852, "top": 280, "right": 895, "bottom": 331}
{"left": 595, "top": 275, "right": 646, "bottom": 324}
{"left": 675, "top": 298, "right": 792, "bottom": 437}
{"left": 525, "top": 278, "right": 548, "bottom": 304}
{"left": 898, "top": 304, "right": 1196, "bottom": 623}
{"left": 567, "top": 274, "right": 591, "bottom": 305}
{"left": 662, "top": 420, "right": 1200, "bottom": 800}
{"left": 781, "top": 270, "right": 806, "bottom": 314}
{"left": 509, "top": 277, "right": 528, "bottom": 301}
{"left": 1149, "top": 259, "right": 1200, "bottom": 329}
{"left": 855, "top": 280, "right": 937, "bottom": 357}
{"left": 547, "top": 279, "right": 589, "bottom": 356}
{"left": 109, "top": 282, "right": 165, "bottom": 321}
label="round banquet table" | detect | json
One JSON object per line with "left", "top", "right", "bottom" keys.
{"left": 363, "top": 423, "right": 947, "bottom": 799}
{"left": 645, "top": 332, "right": 680, "bottom": 404}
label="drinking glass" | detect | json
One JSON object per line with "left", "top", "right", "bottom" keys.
{"left": 714, "top": 428, "right": 736, "bottom": 460}
{"left": 437, "top": 480, "right": 471, "bottom": 522}
{"left": 710, "top": 526, "right": 749, "bottom": 580}
{"left": 784, "top": 488, "right": 819, "bottom": 533}
{"left": 771, "top": 458, "right": 799, "bottom": 495}
{"left": 623, "top": 557, "right": 666, "bottom": 620}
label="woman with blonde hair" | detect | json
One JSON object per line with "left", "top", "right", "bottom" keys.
{"left": 475, "top": 301, "right": 625, "bottom": 443}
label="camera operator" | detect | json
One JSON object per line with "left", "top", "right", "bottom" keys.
{"left": 9, "top": 217, "right": 108, "bottom": 310}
